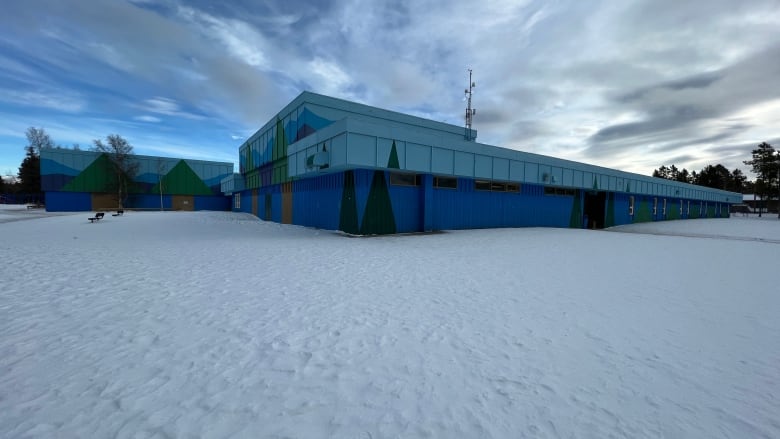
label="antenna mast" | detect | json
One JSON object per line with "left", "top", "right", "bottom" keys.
{"left": 464, "top": 69, "right": 476, "bottom": 141}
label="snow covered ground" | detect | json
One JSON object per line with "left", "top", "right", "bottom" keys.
{"left": 1, "top": 207, "right": 778, "bottom": 438}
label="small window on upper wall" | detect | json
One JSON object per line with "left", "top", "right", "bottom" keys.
{"left": 507, "top": 183, "right": 520, "bottom": 192}
{"left": 434, "top": 176, "right": 457, "bottom": 189}
{"left": 475, "top": 180, "right": 492, "bottom": 191}
{"left": 390, "top": 172, "right": 420, "bottom": 186}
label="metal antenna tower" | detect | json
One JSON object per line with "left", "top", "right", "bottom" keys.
{"left": 464, "top": 69, "right": 476, "bottom": 141}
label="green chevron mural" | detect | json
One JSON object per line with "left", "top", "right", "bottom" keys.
{"left": 360, "top": 170, "right": 396, "bottom": 235}
{"left": 605, "top": 192, "right": 615, "bottom": 228}
{"left": 569, "top": 190, "right": 582, "bottom": 228}
{"left": 388, "top": 140, "right": 400, "bottom": 169}
{"left": 635, "top": 198, "right": 652, "bottom": 222}
{"left": 339, "top": 170, "right": 359, "bottom": 235}
{"left": 151, "top": 160, "right": 213, "bottom": 195}
{"left": 62, "top": 153, "right": 113, "bottom": 192}
{"left": 272, "top": 118, "right": 289, "bottom": 184}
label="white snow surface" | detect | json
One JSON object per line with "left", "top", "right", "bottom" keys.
{"left": 1, "top": 207, "right": 779, "bottom": 438}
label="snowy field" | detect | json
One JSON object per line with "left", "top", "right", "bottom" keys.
{"left": 1, "top": 206, "right": 778, "bottom": 438}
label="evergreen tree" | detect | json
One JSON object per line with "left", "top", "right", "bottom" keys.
{"left": 17, "top": 127, "right": 53, "bottom": 197}
{"left": 743, "top": 142, "right": 778, "bottom": 204}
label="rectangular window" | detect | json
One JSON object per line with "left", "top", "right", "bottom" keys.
{"left": 491, "top": 182, "right": 507, "bottom": 191}
{"left": 687, "top": 200, "right": 690, "bottom": 215}
{"left": 629, "top": 196, "right": 635, "bottom": 216}
{"left": 653, "top": 197, "right": 658, "bottom": 215}
{"left": 545, "top": 187, "right": 576, "bottom": 196}
{"left": 507, "top": 183, "right": 520, "bottom": 192}
{"left": 662, "top": 199, "right": 667, "bottom": 215}
{"left": 433, "top": 176, "right": 457, "bottom": 189}
{"left": 390, "top": 172, "right": 420, "bottom": 186}
{"left": 680, "top": 199, "right": 683, "bottom": 215}
{"left": 475, "top": 180, "right": 492, "bottom": 191}
{"left": 233, "top": 194, "right": 240, "bottom": 209}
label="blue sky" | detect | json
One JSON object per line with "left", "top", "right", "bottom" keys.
{"left": 1, "top": 0, "right": 779, "bottom": 180}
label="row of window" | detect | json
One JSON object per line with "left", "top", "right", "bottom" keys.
{"left": 628, "top": 197, "right": 723, "bottom": 216}
{"left": 544, "top": 187, "right": 577, "bottom": 197}
{"left": 389, "top": 173, "right": 521, "bottom": 192}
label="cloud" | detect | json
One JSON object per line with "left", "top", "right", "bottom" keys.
{"left": 134, "top": 115, "right": 162, "bottom": 123}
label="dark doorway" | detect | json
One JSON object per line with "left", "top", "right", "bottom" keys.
{"left": 584, "top": 191, "right": 607, "bottom": 229}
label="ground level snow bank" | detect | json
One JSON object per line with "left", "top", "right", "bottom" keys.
{"left": 1, "top": 212, "right": 778, "bottom": 438}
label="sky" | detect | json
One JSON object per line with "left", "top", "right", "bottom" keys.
{"left": 1, "top": 0, "right": 779, "bottom": 179}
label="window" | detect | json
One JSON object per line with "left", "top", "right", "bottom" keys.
{"left": 687, "top": 200, "right": 690, "bottom": 215}
{"left": 629, "top": 196, "right": 635, "bottom": 216}
{"left": 653, "top": 197, "right": 658, "bottom": 215}
{"left": 475, "top": 180, "right": 492, "bottom": 191}
{"left": 545, "top": 187, "right": 576, "bottom": 196}
{"left": 680, "top": 199, "right": 683, "bottom": 215}
{"left": 434, "top": 176, "right": 457, "bottom": 189}
{"left": 476, "top": 180, "right": 521, "bottom": 192}
{"left": 233, "top": 194, "right": 240, "bottom": 209}
{"left": 662, "top": 199, "right": 667, "bottom": 216}
{"left": 390, "top": 172, "right": 420, "bottom": 186}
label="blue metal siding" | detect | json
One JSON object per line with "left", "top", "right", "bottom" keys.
{"left": 46, "top": 192, "right": 91, "bottom": 211}
{"left": 292, "top": 173, "right": 342, "bottom": 230}
{"left": 195, "top": 196, "right": 230, "bottom": 211}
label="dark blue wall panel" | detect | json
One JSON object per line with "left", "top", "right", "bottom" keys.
{"left": 45, "top": 192, "right": 91, "bottom": 211}
{"left": 195, "top": 196, "right": 230, "bottom": 211}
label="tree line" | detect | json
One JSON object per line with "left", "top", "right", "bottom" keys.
{"left": 2, "top": 127, "right": 138, "bottom": 208}
{"left": 651, "top": 142, "right": 779, "bottom": 201}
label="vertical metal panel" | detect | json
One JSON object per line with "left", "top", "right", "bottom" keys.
{"left": 524, "top": 163, "right": 539, "bottom": 183}
{"left": 406, "top": 143, "right": 431, "bottom": 172}
{"left": 331, "top": 133, "right": 347, "bottom": 167}
{"left": 510, "top": 161, "right": 524, "bottom": 181}
{"left": 431, "top": 148, "right": 454, "bottom": 175}
{"left": 377, "top": 138, "right": 394, "bottom": 168}
{"left": 474, "top": 155, "right": 492, "bottom": 178}
{"left": 562, "top": 168, "right": 573, "bottom": 186}
{"left": 453, "top": 151, "right": 473, "bottom": 176}
{"left": 493, "top": 158, "right": 509, "bottom": 180}
{"left": 347, "top": 133, "right": 377, "bottom": 167}
{"left": 45, "top": 192, "right": 91, "bottom": 212}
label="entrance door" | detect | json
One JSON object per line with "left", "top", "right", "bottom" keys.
{"left": 583, "top": 191, "right": 607, "bottom": 229}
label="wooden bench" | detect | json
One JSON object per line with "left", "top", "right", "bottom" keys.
{"left": 88, "top": 212, "right": 105, "bottom": 223}
{"left": 112, "top": 209, "right": 124, "bottom": 217}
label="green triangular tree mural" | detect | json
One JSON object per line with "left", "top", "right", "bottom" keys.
{"left": 593, "top": 176, "right": 599, "bottom": 191}
{"left": 360, "top": 171, "right": 396, "bottom": 235}
{"left": 569, "top": 190, "right": 582, "bottom": 228}
{"left": 272, "top": 118, "right": 289, "bottom": 185}
{"left": 605, "top": 192, "right": 615, "bottom": 228}
{"left": 339, "top": 170, "right": 359, "bottom": 234}
{"left": 388, "top": 140, "right": 400, "bottom": 169}
{"left": 62, "top": 153, "right": 113, "bottom": 192}
{"left": 151, "top": 160, "right": 213, "bottom": 195}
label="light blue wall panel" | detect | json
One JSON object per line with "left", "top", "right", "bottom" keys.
{"left": 377, "top": 137, "right": 393, "bottom": 168}
{"left": 431, "top": 147, "right": 454, "bottom": 175}
{"left": 573, "top": 170, "right": 583, "bottom": 188}
{"left": 348, "top": 133, "right": 377, "bottom": 167}
{"left": 454, "top": 151, "right": 473, "bottom": 176}
{"left": 562, "top": 168, "right": 573, "bottom": 186}
{"left": 509, "top": 160, "right": 524, "bottom": 181}
{"left": 474, "top": 155, "right": 492, "bottom": 178}
{"left": 551, "top": 167, "right": 563, "bottom": 185}
{"left": 330, "top": 133, "right": 347, "bottom": 167}
{"left": 407, "top": 142, "right": 431, "bottom": 172}
{"left": 493, "top": 158, "right": 509, "bottom": 180}
{"left": 524, "top": 163, "right": 539, "bottom": 183}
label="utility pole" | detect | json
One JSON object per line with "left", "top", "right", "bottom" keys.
{"left": 464, "top": 69, "right": 476, "bottom": 141}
